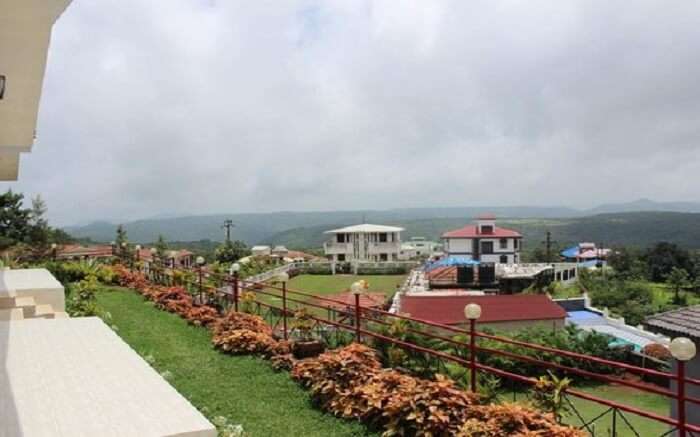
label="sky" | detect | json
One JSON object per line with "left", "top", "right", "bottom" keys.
{"left": 4, "top": 0, "right": 700, "bottom": 226}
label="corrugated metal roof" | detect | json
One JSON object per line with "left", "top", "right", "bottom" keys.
{"left": 324, "top": 224, "right": 405, "bottom": 234}
{"left": 644, "top": 305, "right": 700, "bottom": 339}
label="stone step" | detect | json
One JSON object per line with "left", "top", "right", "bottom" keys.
{"left": 33, "top": 304, "right": 56, "bottom": 319}
{"left": 0, "top": 295, "right": 34, "bottom": 309}
{"left": 49, "top": 311, "right": 69, "bottom": 319}
{"left": 0, "top": 308, "right": 24, "bottom": 321}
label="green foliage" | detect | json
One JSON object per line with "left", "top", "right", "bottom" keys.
{"left": 532, "top": 371, "right": 572, "bottom": 422}
{"left": 0, "top": 189, "right": 31, "bottom": 249}
{"left": 645, "top": 242, "right": 693, "bottom": 282}
{"left": 666, "top": 267, "right": 690, "bottom": 305}
{"left": 579, "top": 269, "right": 657, "bottom": 325}
{"left": 41, "top": 259, "right": 116, "bottom": 285}
{"left": 215, "top": 240, "right": 250, "bottom": 264}
{"left": 67, "top": 275, "right": 109, "bottom": 318}
{"left": 154, "top": 234, "right": 168, "bottom": 261}
{"left": 115, "top": 224, "right": 128, "bottom": 247}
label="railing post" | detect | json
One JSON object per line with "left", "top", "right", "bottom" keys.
{"left": 233, "top": 272, "right": 239, "bottom": 312}
{"left": 470, "top": 318, "right": 477, "bottom": 393}
{"left": 354, "top": 292, "right": 361, "bottom": 343}
{"left": 282, "top": 280, "right": 288, "bottom": 341}
{"left": 678, "top": 360, "right": 686, "bottom": 437}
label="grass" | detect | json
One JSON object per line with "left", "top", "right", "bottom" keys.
{"left": 254, "top": 274, "right": 406, "bottom": 316}
{"left": 96, "top": 286, "right": 374, "bottom": 437}
{"left": 507, "top": 383, "right": 671, "bottom": 437}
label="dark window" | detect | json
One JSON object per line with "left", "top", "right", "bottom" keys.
{"left": 499, "top": 238, "right": 507, "bottom": 249}
{"left": 0, "top": 75, "right": 5, "bottom": 99}
{"left": 380, "top": 253, "right": 388, "bottom": 261}
{"left": 481, "top": 241, "right": 494, "bottom": 254}
{"left": 337, "top": 254, "right": 346, "bottom": 261}
{"left": 337, "top": 234, "right": 345, "bottom": 243}
{"left": 480, "top": 225, "right": 494, "bottom": 234}
{"left": 499, "top": 255, "right": 508, "bottom": 263}
{"left": 514, "top": 239, "right": 518, "bottom": 250}
{"left": 379, "top": 233, "right": 388, "bottom": 242}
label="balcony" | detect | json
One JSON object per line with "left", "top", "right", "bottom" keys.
{"left": 323, "top": 241, "right": 352, "bottom": 254}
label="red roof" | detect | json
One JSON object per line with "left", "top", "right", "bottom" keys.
{"left": 311, "top": 291, "right": 386, "bottom": 311}
{"left": 399, "top": 294, "right": 566, "bottom": 325}
{"left": 442, "top": 225, "right": 522, "bottom": 239}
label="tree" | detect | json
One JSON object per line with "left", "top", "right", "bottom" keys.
{"left": 215, "top": 240, "right": 250, "bottom": 264}
{"left": 0, "top": 190, "right": 31, "bottom": 249}
{"left": 154, "top": 234, "right": 168, "bottom": 261}
{"left": 666, "top": 267, "right": 690, "bottom": 305}
{"left": 27, "top": 195, "right": 50, "bottom": 249}
{"left": 645, "top": 242, "right": 692, "bottom": 282}
{"left": 115, "top": 224, "right": 128, "bottom": 247}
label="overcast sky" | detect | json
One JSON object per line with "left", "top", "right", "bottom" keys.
{"left": 4, "top": 1, "right": 700, "bottom": 226}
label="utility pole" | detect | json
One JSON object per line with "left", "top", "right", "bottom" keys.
{"left": 222, "top": 219, "right": 235, "bottom": 243}
{"left": 543, "top": 230, "right": 553, "bottom": 263}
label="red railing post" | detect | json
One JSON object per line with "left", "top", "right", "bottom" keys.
{"left": 470, "top": 318, "right": 477, "bottom": 393}
{"left": 232, "top": 272, "right": 239, "bottom": 312}
{"left": 678, "top": 360, "right": 687, "bottom": 437}
{"left": 354, "top": 292, "right": 361, "bottom": 343}
{"left": 282, "top": 280, "right": 288, "bottom": 341}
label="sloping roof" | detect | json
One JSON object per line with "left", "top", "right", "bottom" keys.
{"left": 57, "top": 244, "right": 113, "bottom": 258}
{"left": 399, "top": 294, "right": 567, "bottom": 325}
{"left": 325, "top": 224, "right": 404, "bottom": 234}
{"left": 442, "top": 225, "right": 522, "bottom": 239}
{"left": 644, "top": 305, "right": 700, "bottom": 339}
{"left": 311, "top": 291, "right": 387, "bottom": 311}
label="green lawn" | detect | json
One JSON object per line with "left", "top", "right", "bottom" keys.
{"left": 287, "top": 274, "right": 406, "bottom": 297}
{"left": 508, "top": 384, "right": 671, "bottom": 437}
{"left": 96, "top": 286, "right": 373, "bottom": 437}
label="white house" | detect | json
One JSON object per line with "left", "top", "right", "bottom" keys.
{"left": 399, "top": 237, "right": 440, "bottom": 260}
{"left": 442, "top": 214, "right": 522, "bottom": 264}
{"left": 324, "top": 224, "right": 404, "bottom": 262}
{"left": 251, "top": 245, "right": 271, "bottom": 256}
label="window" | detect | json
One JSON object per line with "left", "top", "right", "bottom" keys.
{"left": 499, "top": 255, "right": 508, "bottom": 263}
{"left": 499, "top": 238, "right": 507, "bottom": 249}
{"left": 0, "top": 75, "right": 5, "bottom": 99}
{"left": 481, "top": 241, "right": 494, "bottom": 254}
{"left": 480, "top": 225, "right": 494, "bottom": 234}
{"left": 514, "top": 239, "right": 518, "bottom": 250}
{"left": 379, "top": 233, "right": 387, "bottom": 242}
{"left": 337, "top": 234, "right": 345, "bottom": 243}
{"left": 380, "top": 253, "right": 388, "bottom": 261}
{"left": 337, "top": 254, "right": 346, "bottom": 261}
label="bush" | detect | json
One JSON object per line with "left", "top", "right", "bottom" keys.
{"left": 213, "top": 311, "right": 272, "bottom": 337}
{"left": 642, "top": 343, "right": 672, "bottom": 360}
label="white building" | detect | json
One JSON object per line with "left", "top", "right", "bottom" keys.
{"left": 442, "top": 214, "right": 522, "bottom": 264}
{"left": 251, "top": 245, "right": 272, "bottom": 256}
{"left": 399, "top": 237, "right": 440, "bottom": 260}
{"left": 324, "top": 224, "right": 404, "bottom": 262}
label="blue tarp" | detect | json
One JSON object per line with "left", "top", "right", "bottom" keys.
{"left": 425, "top": 256, "right": 480, "bottom": 272}
{"left": 560, "top": 246, "right": 579, "bottom": 259}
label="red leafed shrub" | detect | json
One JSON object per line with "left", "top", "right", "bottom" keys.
{"left": 212, "top": 329, "right": 279, "bottom": 355}
{"left": 458, "top": 403, "right": 584, "bottom": 437}
{"left": 271, "top": 353, "right": 296, "bottom": 372}
{"left": 290, "top": 344, "right": 583, "bottom": 437}
{"left": 291, "top": 343, "right": 382, "bottom": 408}
{"left": 112, "top": 265, "right": 149, "bottom": 291}
{"left": 642, "top": 343, "right": 672, "bottom": 360}
{"left": 184, "top": 305, "right": 220, "bottom": 327}
{"left": 213, "top": 311, "right": 272, "bottom": 337}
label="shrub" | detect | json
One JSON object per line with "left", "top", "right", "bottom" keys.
{"left": 212, "top": 329, "right": 279, "bottom": 356}
{"left": 184, "top": 305, "right": 220, "bottom": 327}
{"left": 213, "top": 311, "right": 272, "bottom": 337}
{"left": 642, "top": 343, "right": 672, "bottom": 360}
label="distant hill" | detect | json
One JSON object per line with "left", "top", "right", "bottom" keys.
{"left": 63, "top": 203, "right": 700, "bottom": 250}
{"left": 588, "top": 198, "right": 700, "bottom": 214}
{"left": 263, "top": 212, "right": 700, "bottom": 250}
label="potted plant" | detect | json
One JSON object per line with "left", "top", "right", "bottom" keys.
{"left": 291, "top": 308, "right": 325, "bottom": 359}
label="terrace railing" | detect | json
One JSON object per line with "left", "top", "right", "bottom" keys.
{"left": 127, "top": 259, "right": 700, "bottom": 437}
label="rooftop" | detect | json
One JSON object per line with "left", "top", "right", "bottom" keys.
{"left": 324, "top": 224, "right": 405, "bottom": 234}
{"left": 644, "top": 305, "right": 700, "bottom": 339}
{"left": 442, "top": 225, "right": 522, "bottom": 239}
{"left": 399, "top": 294, "right": 567, "bottom": 325}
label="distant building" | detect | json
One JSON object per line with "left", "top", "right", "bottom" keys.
{"left": 323, "top": 224, "right": 404, "bottom": 262}
{"left": 137, "top": 248, "right": 194, "bottom": 269}
{"left": 442, "top": 214, "right": 522, "bottom": 264}
{"left": 272, "top": 245, "right": 289, "bottom": 258}
{"left": 399, "top": 237, "right": 440, "bottom": 260}
{"left": 251, "top": 245, "right": 272, "bottom": 257}
{"left": 56, "top": 244, "right": 114, "bottom": 260}
{"left": 560, "top": 242, "right": 611, "bottom": 265}
{"left": 399, "top": 294, "right": 567, "bottom": 331}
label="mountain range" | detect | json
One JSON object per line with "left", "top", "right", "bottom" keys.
{"left": 64, "top": 199, "right": 700, "bottom": 249}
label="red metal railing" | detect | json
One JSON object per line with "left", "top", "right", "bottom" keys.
{"left": 135, "top": 261, "right": 699, "bottom": 436}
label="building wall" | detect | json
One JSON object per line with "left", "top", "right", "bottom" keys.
{"left": 446, "top": 318, "right": 565, "bottom": 333}
{"left": 325, "top": 232, "right": 402, "bottom": 262}
{"left": 444, "top": 237, "right": 521, "bottom": 264}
